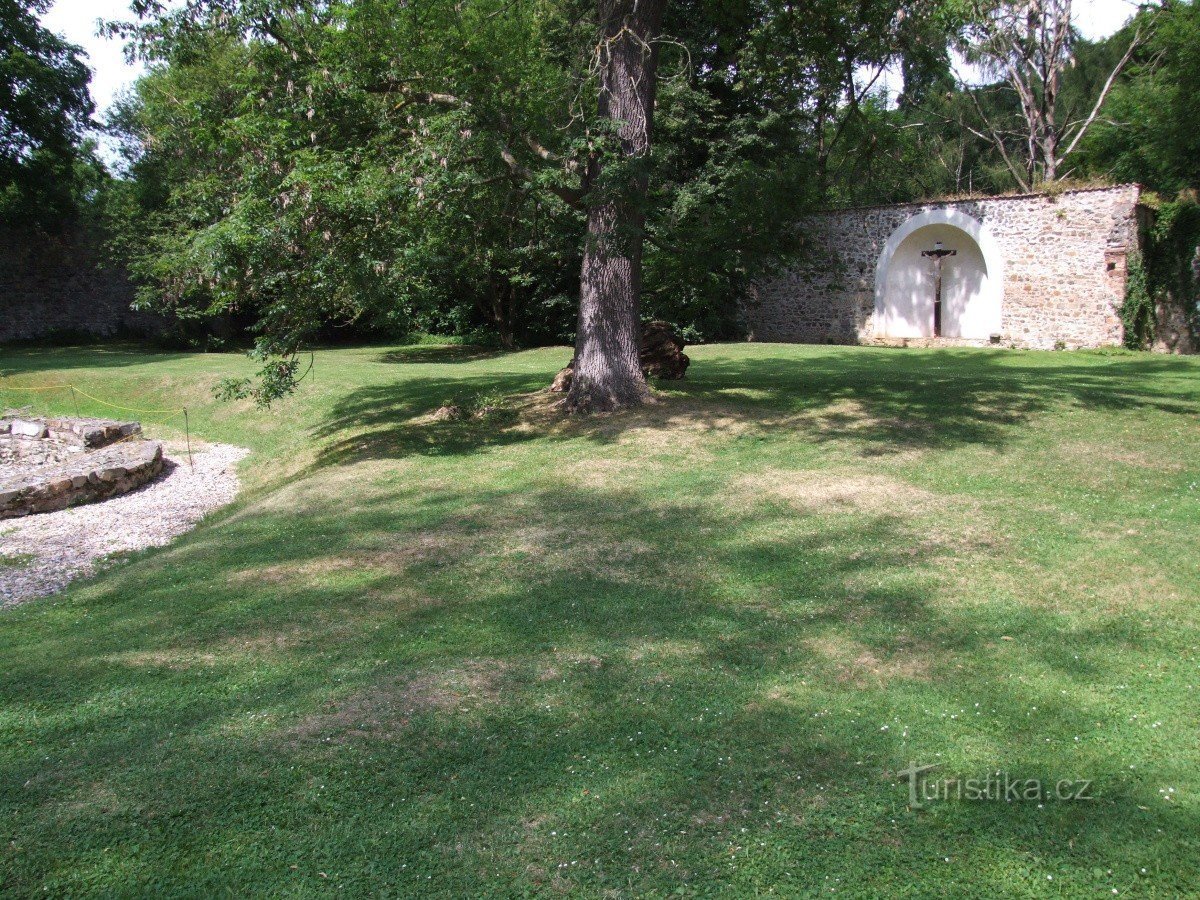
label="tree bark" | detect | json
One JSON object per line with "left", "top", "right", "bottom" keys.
{"left": 564, "top": 0, "right": 666, "bottom": 412}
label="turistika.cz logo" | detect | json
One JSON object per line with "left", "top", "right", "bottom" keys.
{"left": 897, "top": 762, "right": 1095, "bottom": 809}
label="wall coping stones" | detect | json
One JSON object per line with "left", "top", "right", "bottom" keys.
{"left": 810, "top": 183, "right": 1144, "bottom": 215}
{"left": 0, "top": 417, "right": 142, "bottom": 449}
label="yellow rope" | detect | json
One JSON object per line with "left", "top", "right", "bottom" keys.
{"left": 1, "top": 381, "right": 183, "bottom": 415}
{"left": 64, "top": 386, "right": 185, "bottom": 416}
{"left": 2, "top": 381, "right": 193, "bottom": 467}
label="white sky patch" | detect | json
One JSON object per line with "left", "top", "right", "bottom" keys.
{"left": 41, "top": 0, "right": 144, "bottom": 116}
{"left": 868, "top": 0, "right": 1142, "bottom": 103}
{"left": 1075, "top": 0, "right": 1144, "bottom": 40}
{"left": 40, "top": 0, "right": 143, "bottom": 164}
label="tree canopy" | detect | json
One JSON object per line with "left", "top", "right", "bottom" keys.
{"left": 0, "top": 0, "right": 98, "bottom": 228}
{"left": 96, "top": 0, "right": 1199, "bottom": 399}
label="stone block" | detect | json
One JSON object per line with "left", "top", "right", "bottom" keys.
{"left": 12, "top": 420, "right": 47, "bottom": 439}
{"left": 0, "top": 435, "right": 165, "bottom": 519}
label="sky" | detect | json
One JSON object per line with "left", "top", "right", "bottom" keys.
{"left": 42, "top": 0, "right": 1149, "bottom": 122}
{"left": 41, "top": 0, "right": 146, "bottom": 119}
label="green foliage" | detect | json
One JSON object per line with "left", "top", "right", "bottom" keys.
{"left": 1118, "top": 192, "right": 1200, "bottom": 351}
{"left": 465, "top": 388, "right": 516, "bottom": 421}
{"left": 1139, "top": 191, "right": 1200, "bottom": 345}
{"left": 0, "top": 0, "right": 98, "bottom": 228}
{"left": 1119, "top": 252, "right": 1155, "bottom": 350}
{"left": 109, "top": 0, "right": 597, "bottom": 373}
{"left": 1081, "top": 0, "right": 1200, "bottom": 194}
{"left": 108, "top": 0, "right": 966, "bottom": 393}
{"left": 100, "top": 0, "right": 1200, "bottom": 385}
{"left": 822, "top": 1, "right": 1200, "bottom": 202}
{"left": 0, "top": 552, "right": 34, "bottom": 568}
{"left": 1144, "top": 193, "right": 1200, "bottom": 297}
{"left": 216, "top": 351, "right": 313, "bottom": 408}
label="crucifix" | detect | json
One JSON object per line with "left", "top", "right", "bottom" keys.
{"left": 921, "top": 241, "right": 957, "bottom": 337}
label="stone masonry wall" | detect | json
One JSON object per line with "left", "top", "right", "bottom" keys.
{"left": 744, "top": 184, "right": 1142, "bottom": 350}
{"left": 0, "top": 226, "right": 161, "bottom": 343}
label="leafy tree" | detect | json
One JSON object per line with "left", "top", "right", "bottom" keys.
{"left": 109, "top": 3, "right": 568, "bottom": 390}
{"left": 954, "top": 0, "right": 1147, "bottom": 189}
{"left": 105, "top": 2, "right": 775, "bottom": 400}
{"left": 110, "top": 0, "right": 967, "bottom": 405}
{"left": 0, "top": 0, "right": 97, "bottom": 227}
{"left": 1080, "top": 0, "right": 1200, "bottom": 193}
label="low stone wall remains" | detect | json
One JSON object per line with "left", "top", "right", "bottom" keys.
{"left": 0, "top": 417, "right": 163, "bottom": 519}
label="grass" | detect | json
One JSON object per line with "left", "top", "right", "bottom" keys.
{"left": 0, "top": 341, "right": 1198, "bottom": 897}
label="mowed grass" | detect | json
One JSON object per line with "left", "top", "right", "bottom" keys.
{"left": 1, "top": 341, "right": 1198, "bottom": 897}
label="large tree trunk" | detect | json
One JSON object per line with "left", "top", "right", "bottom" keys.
{"left": 565, "top": 0, "right": 666, "bottom": 413}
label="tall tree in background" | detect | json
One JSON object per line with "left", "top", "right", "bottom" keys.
{"left": 1080, "top": 0, "right": 1199, "bottom": 192}
{"left": 111, "top": 0, "right": 814, "bottom": 407}
{"left": 568, "top": 0, "right": 666, "bottom": 411}
{"left": 0, "top": 0, "right": 95, "bottom": 227}
{"left": 957, "top": 0, "right": 1147, "bottom": 189}
{"left": 111, "top": 0, "right": 595, "bottom": 390}
{"left": 109, "top": 0, "right": 973, "bottom": 404}
{"left": 114, "top": 0, "right": 678, "bottom": 410}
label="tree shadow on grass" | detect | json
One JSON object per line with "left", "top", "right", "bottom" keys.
{"left": 0, "top": 343, "right": 194, "bottom": 377}
{"left": 375, "top": 345, "right": 509, "bottom": 365}
{"left": 311, "top": 348, "right": 1200, "bottom": 470}
{"left": 4, "top": 346, "right": 1198, "bottom": 892}
{"left": 2, "top": 470, "right": 1195, "bottom": 893}
{"left": 681, "top": 349, "right": 1200, "bottom": 450}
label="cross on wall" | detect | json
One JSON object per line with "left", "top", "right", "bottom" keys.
{"left": 921, "top": 242, "right": 957, "bottom": 337}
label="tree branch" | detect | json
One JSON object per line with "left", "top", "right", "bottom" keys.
{"left": 498, "top": 147, "right": 586, "bottom": 207}
{"left": 961, "top": 83, "right": 1031, "bottom": 192}
{"left": 1056, "top": 24, "right": 1145, "bottom": 163}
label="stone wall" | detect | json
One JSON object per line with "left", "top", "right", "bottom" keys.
{"left": 744, "top": 185, "right": 1142, "bottom": 350}
{"left": 0, "top": 226, "right": 161, "bottom": 343}
{"left": 0, "top": 440, "right": 163, "bottom": 519}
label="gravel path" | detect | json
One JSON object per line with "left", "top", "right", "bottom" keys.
{"left": 0, "top": 443, "right": 249, "bottom": 608}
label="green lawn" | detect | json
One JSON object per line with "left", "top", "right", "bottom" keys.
{"left": 1, "top": 342, "right": 1198, "bottom": 897}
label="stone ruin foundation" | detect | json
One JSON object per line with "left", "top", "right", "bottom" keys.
{"left": 0, "top": 416, "right": 164, "bottom": 519}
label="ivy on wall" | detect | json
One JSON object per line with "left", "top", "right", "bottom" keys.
{"left": 1128, "top": 191, "right": 1200, "bottom": 350}
{"left": 1120, "top": 252, "right": 1155, "bottom": 349}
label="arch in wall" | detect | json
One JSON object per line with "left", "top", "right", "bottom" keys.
{"left": 873, "top": 208, "right": 1004, "bottom": 339}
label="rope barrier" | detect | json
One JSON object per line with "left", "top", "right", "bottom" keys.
{"left": 64, "top": 386, "right": 185, "bottom": 416}
{"left": 1, "top": 380, "right": 194, "bottom": 472}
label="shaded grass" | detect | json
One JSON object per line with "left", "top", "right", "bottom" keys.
{"left": 0, "top": 342, "right": 1198, "bottom": 896}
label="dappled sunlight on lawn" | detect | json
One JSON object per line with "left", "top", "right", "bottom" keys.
{"left": 1, "top": 343, "right": 1198, "bottom": 894}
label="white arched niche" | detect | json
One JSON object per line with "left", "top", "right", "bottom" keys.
{"left": 873, "top": 209, "right": 1004, "bottom": 339}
